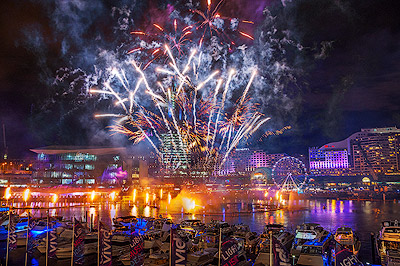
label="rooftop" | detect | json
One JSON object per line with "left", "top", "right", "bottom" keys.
{"left": 30, "top": 146, "right": 127, "bottom": 155}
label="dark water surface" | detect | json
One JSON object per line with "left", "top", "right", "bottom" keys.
{"left": 3, "top": 199, "right": 400, "bottom": 265}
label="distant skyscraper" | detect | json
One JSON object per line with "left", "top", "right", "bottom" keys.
{"left": 351, "top": 128, "right": 400, "bottom": 177}
{"left": 160, "top": 133, "right": 190, "bottom": 175}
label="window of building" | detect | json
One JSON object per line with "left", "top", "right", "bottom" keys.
{"left": 85, "top": 164, "right": 94, "bottom": 170}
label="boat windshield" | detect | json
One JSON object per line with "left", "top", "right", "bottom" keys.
{"left": 337, "top": 231, "right": 351, "bottom": 235}
{"left": 301, "top": 246, "right": 323, "bottom": 254}
{"left": 384, "top": 241, "right": 400, "bottom": 251}
{"left": 384, "top": 228, "right": 400, "bottom": 234}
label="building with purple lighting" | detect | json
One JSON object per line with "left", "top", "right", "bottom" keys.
{"left": 309, "top": 147, "right": 350, "bottom": 176}
{"left": 215, "top": 148, "right": 287, "bottom": 177}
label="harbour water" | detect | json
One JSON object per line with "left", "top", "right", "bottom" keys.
{"left": 2, "top": 199, "right": 399, "bottom": 265}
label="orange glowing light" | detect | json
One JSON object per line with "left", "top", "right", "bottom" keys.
{"left": 152, "top": 193, "right": 156, "bottom": 202}
{"left": 128, "top": 48, "right": 141, "bottom": 54}
{"left": 4, "top": 187, "right": 11, "bottom": 200}
{"left": 23, "top": 189, "right": 30, "bottom": 202}
{"left": 144, "top": 206, "right": 150, "bottom": 217}
{"left": 264, "top": 190, "right": 268, "bottom": 198}
{"left": 276, "top": 191, "right": 279, "bottom": 200}
{"left": 91, "top": 190, "right": 95, "bottom": 202}
{"left": 182, "top": 197, "right": 196, "bottom": 212}
{"left": 145, "top": 192, "right": 149, "bottom": 205}
{"left": 168, "top": 192, "right": 171, "bottom": 205}
{"left": 130, "top": 31, "right": 146, "bottom": 35}
{"left": 215, "top": 14, "right": 220, "bottom": 18}
{"left": 239, "top": 31, "right": 254, "bottom": 40}
{"left": 207, "top": 0, "right": 211, "bottom": 7}
{"left": 110, "top": 191, "right": 116, "bottom": 201}
{"left": 133, "top": 189, "right": 137, "bottom": 202}
{"left": 153, "top": 23, "right": 164, "bottom": 32}
{"left": 131, "top": 205, "right": 138, "bottom": 217}
{"left": 152, "top": 48, "right": 161, "bottom": 55}
{"left": 160, "top": 189, "right": 163, "bottom": 200}
{"left": 52, "top": 194, "right": 58, "bottom": 204}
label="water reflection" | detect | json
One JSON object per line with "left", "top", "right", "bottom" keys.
{"left": 131, "top": 205, "right": 138, "bottom": 217}
{"left": 144, "top": 206, "right": 150, "bottom": 217}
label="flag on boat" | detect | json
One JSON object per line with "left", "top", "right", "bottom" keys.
{"left": 48, "top": 220, "right": 57, "bottom": 259}
{"left": 130, "top": 230, "right": 144, "bottom": 266}
{"left": 27, "top": 214, "right": 37, "bottom": 254}
{"left": 73, "top": 218, "right": 86, "bottom": 265}
{"left": 335, "top": 245, "right": 364, "bottom": 266}
{"left": 8, "top": 212, "right": 17, "bottom": 250}
{"left": 171, "top": 228, "right": 187, "bottom": 266}
{"left": 99, "top": 222, "right": 112, "bottom": 266}
{"left": 220, "top": 237, "right": 239, "bottom": 266}
{"left": 272, "top": 235, "right": 291, "bottom": 266}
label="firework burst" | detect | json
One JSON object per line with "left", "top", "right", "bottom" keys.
{"left": 191, "top": 0, "right": 255, "bottom": 48}
{"left": 92, "top": 44, "right": 269, "bottom": 174}
{"left": 128, "top": 0, "right": 255, "bottom": 70}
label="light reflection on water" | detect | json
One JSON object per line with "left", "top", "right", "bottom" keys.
{"left": 8, "top": 199, "right": 400, "bottom": 263}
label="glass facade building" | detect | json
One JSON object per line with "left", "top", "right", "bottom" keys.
{"left": 30, "top": 146, "right": 127, "bottom": 187}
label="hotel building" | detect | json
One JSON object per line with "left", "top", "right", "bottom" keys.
{"left": 215, "top": 148, "right": 287, "bottom": 176}
{"left": 309, "top": 127, "right": 400, "bottom": 178}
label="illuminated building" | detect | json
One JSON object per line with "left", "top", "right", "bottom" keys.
{"left": 351, "top": 128, "right": 400, "bottom": 177}
{"left": 160, "top": 133, "right": 190, "bottom": 179}
{"left": 30, "top": 146, "right": 127, "bottom": 187}
{"left": 214, "top": 148, "right": 287, "bottom": 177}
{"left": 309, "top": 147, "right": 349, "bottom": 176}
{"left": 310, "top": 127, "right": 400, "bottom": 178}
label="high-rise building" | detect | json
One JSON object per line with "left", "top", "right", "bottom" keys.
{"left": 351, "top": 128, "right": 400, "bottom": 177}
{"left": 160, "top": 134, "right": 190, "bottom": 180}
{"left": 309, "top": 127, "right": 400, "bottom": 178}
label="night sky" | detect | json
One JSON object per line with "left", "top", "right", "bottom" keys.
{"left": 0, "top": 0, "right": 399, "bottom": 158}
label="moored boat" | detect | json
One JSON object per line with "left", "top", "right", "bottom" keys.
{"left": 376, "top": 220, "right": 400, "bottom": 265}
{"left": 296, "top": 231, "right": 333, "bottom": 266}
{"left": 291, "top": 223, "right": 331, "bottom": 259}
{"left": 334, "top": 226, "right": 361, "bottom": 255}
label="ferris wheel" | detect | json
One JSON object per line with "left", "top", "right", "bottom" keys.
{"left": 272, "top": 156, "right": 308, "bottom": 192}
